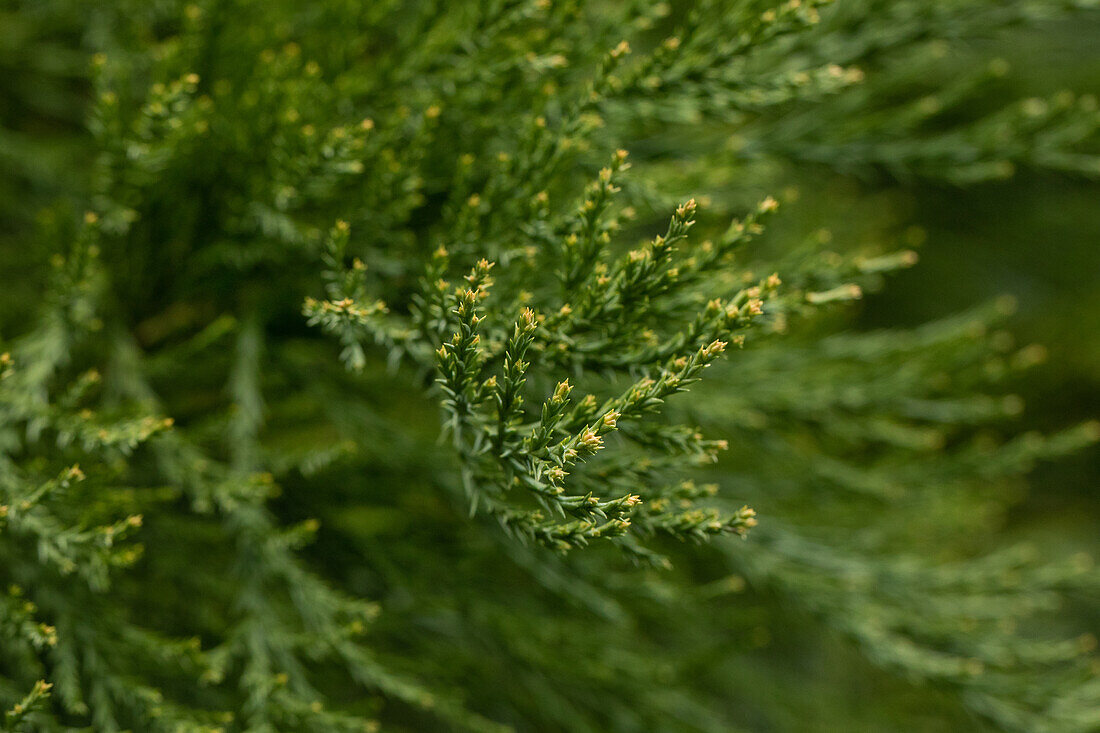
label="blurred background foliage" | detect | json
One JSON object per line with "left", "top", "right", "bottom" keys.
{"left": 1, "top": 1, "right": 1099, "bottom": 731}
{"left": 859, "top": 13, "right": 1100, "bottom": 553}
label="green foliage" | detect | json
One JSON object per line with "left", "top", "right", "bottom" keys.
{"left": 1, "top": 0, "right": 1099, "bottom": 731}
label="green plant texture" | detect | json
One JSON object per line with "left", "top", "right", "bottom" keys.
{"left": 2, "top": 1, "right": 1099, "bottom": 731}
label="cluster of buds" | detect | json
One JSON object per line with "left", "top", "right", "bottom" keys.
{"left": 570, "top": 407, "right": 622, "bottom": 457}
{"left": 644, "top": 504, "right": 756, "bottom": 542}
{"left": 5, "top": 679, "right": 53, "bottom": 726}
{"left": 681, "top": 196, "right": 783, "bottom": 280}
{"left": 435, "top": 261, "right": 498, "bottom": 420}
{"left": 308, "top": 297, "right": 389, "bottom": 321}
{"left": 561, "top": 150, "right": 632, "bottom": 291}
{"left": 578, "top": 428, "right": 603, "bottom": 455}
{"left": 420, "top": 192, "right": 766, "bottom": 558}
{"left": 523, "top": 380, "right": 576, "bottom": 457}
{"left": 494, "top": 307, "right": 542, "bottom": 444}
